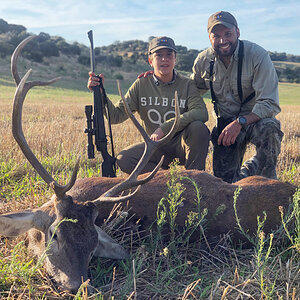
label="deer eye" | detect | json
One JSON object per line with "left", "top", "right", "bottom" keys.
{"left": 49, "top": 226, "right": 58, "bottom": 240}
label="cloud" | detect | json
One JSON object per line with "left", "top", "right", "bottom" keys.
{"left": 0, "top": 0, "right": 299, "bottom": 54}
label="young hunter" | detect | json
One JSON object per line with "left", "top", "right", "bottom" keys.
{"left": 191, "top": 11, "right": 283, "bottom": 183}
{"left": 88, "top": 36, "right": 210, "bottom": 174}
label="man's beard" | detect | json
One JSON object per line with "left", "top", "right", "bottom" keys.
{"left": 215, "top": 40, "right": 238, "bottom": 57}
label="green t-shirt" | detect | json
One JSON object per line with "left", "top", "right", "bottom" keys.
{"left": 106, "top": 71, "right": 208, "bottom": 136}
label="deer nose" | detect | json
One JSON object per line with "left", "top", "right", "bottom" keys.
{"left": 60, "top": 279, "right": 83, "bottom": 294}
{"left": 68, "top": 282, "right": 93, "bottom": 295}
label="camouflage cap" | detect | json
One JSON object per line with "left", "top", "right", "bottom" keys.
{"left": 148, "top": 36, "right": 177, "bottom": 54}
{"left": 207, "top": 11, "right": 238, "bottom": 34}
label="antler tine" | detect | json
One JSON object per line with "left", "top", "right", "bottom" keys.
{"left": 12, "top": 41, "right": 79, "bottom": 197}
{"left": 117, "top": 80, "right": 151, "bottom": 143}
{"left": 92, "top": 83, "right": 180, "bottom": 205}
{"left": 11, "top": 35, "right": 60, "bottom": 87}
{"left": 116, "top": 81, "right": 180, "bottom": 181}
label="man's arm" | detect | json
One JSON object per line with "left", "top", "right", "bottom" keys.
{"left": 218, "top": 112, "right": 260, "bottom": 146}
{"left": 191, "top": 52, "right": 210, "bottom": 97}
{"left": 218, "top": 49, "right": 280, "bottom": 146}
{"left": 250, "top": 51, "right": 281, "bottom": 119}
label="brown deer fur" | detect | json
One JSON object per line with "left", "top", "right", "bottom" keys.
{"left": 69, "top": 170, "right": 297, "bottom": 241}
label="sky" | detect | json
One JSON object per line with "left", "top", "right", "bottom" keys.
{"left": 1, "top": 0, "right": 300, "bottom": 55}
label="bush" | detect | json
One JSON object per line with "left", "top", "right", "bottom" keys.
{"left": 78, "top": 55, "right": 90, "bottom": 66}
{"left": 113, "top": 73, "right": 124, "bottom": 80}
{"left": 26, "top": 50, "right": 43, "bottom": 63}
{"left": 38, "top": 32, "right": 51, "bottom": 42}
{"left": 39, "top": 41, "right": 59, "bottom": 57}
{"left": 0, "top": 41, "right": 14, "bottom": 57}
{"left": 8, "top": 24, "right": 26, "bottom": 33}
{"left": 9, "top": 31, "right": 30, "bottom": 47}
{"left": 57, "top": 40, "right": 81, "bottom": 55}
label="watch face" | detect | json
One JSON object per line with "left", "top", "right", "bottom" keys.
{"left": 238, "top": 116, "right": 247, "bottom": 125}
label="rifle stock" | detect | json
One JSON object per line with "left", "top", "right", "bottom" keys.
{"left": 85, "top": 30, "right": 116, "bottom": 177}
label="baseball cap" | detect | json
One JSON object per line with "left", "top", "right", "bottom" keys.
{"left": 148, "top": 36, "right": 177, "bottom": 54}
{"left": 207, "top": 11, "right": 238, "bottom": 34}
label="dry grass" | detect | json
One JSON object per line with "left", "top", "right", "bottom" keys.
{"left": 0, "top": 82, "right": 299, "bottom": 299}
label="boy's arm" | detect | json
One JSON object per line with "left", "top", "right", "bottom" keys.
{"left": 160, "top": 81, "right": 208, "bottom": 135}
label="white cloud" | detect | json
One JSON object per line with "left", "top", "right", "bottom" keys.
{"left": 0, "top": 0, "right": 299, "bottom": 54}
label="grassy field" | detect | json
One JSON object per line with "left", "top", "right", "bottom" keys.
{"left": 0, "top": 77, "right": 299, "bottom": 299}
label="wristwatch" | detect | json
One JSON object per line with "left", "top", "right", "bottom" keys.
{"left": 237, "top": 116, "right": 247, "bottom": 127}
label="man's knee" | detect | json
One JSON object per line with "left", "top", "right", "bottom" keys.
{"left": 252, "top": 118, "right": 283, "bottom": 142}
{"left": 251, "top": 118, "right": 283, "bottom": 155}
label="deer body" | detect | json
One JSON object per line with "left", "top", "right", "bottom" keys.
{"left": 70, "top": 170, "right": 296, "bottom": 240}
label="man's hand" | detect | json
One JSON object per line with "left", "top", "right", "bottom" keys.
{"left": 150, "top": 128, "right": 164, "bottom": 141}
{"left": 87, "top": 72, "right": 105, "bottom": 91}
{"left": 218, "top": 120, "right": 242, "bottom": 146}
{"left": 137, "top": 70, "right": 154, "bottom": 79}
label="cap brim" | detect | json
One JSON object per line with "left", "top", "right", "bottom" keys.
{"left": 208, "top": 21, "right": 234, "bottom": 34}
{"left": 149, "top": 46, "right": 177, "bottom": 54}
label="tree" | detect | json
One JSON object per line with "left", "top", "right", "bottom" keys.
{"left": 8, "top": 24, "right": 26, "bottom": 33}
{"left": 0, "top": 40, "right": 14, "bottom": 57}
{"left": 38, "top": 32, "right": 51, "bottom": 42}
{"left": 0, "top": 19, "right": 9, "bottom": 33}
{"left": 39, "top": 40, "right": 59, "bottom": 57}
{"left": 9, "top": 31, "right": 30, "bottom": 47}
{"left": 176, "top": 49, "right": 198, "bottom": 72}
{"left": 78, "top": 55, "right": 90, "bottom": 66}
{"left": 56, "top": 40, "right": 81, "bottom": 55}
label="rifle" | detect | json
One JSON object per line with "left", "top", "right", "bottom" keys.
{"left": 84, "top": 30, "right": 116, "bottom": 177}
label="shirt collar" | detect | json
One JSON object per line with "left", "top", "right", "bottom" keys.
{"left": 152, "top": 70, "right": 177, "bottom": 86}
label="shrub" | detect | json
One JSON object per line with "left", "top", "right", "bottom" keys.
{"left": 78, "top": 55, "right": 90, "bottom": 66}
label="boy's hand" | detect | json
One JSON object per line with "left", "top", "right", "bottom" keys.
{"left": 87, "top": 72, "right": 105, "bottom": 91}
{"left": 150, "top": 128, "right": 164, "bottom": 141}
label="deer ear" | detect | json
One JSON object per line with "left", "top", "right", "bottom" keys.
{"left": 0, "top": 209, "right": 52, "bottom": 236}
{"left": 93, "top": 226, "right": 129, "bottom": 260}
{"left": 0, "top": 210, "right": 36, "bottom": 236}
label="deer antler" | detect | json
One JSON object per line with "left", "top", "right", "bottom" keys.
{"left": 11, "top": 35, "right": 60, "bottom": 88}
{"left": 11, "top": 35, "right": 79, "bottom": 198}
{"left": 92, "top": 82, "right": 180, "bottom": 205}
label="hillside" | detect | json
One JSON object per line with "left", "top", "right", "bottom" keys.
{"left": 1, "top": 17, "right": 299, "bottom": 94}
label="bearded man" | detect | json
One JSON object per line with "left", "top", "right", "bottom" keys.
{"left": 191, "top": 11, "right": 283, "bottom": 183}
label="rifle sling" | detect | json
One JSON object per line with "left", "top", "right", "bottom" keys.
{"left": 98, "top": 78, "right": 116, "bottom": 159}
{"left": 209, "top": 40, "right": 255, "bottom": 117}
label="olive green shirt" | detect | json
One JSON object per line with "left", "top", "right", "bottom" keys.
{"left": 106, "top": 71, "right": 208, "bottom": 135}
{"left": 191, "top": 40, "right": 281, "bottom": 119}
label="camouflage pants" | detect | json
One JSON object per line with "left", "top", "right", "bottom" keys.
{"left": 211, "top": 118, "right": 284, "bottom": 183}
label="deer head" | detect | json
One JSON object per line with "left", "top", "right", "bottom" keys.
{"left": 0, "top": 35, "right": 180, "bottom": 293}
